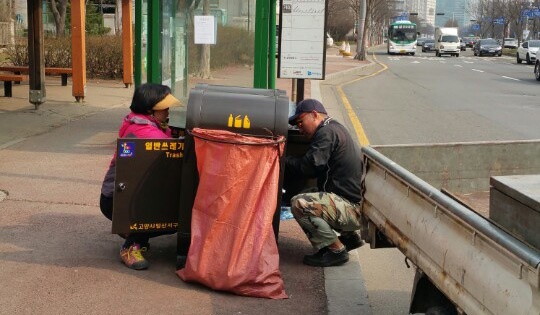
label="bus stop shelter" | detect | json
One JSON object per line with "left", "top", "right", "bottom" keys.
{"left": 24, "top": 0, "right": 277, "bottom": 108}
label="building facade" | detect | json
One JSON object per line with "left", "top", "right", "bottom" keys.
{"left": 405, "top": 0, "right": 436, "bottom": 27}
{"left": 389, "top": 0, "right": 406, "bottom": 12}
{"left": 435, "top": 0, "right": 472, "bottom": 30}
{"left": 388, "top": 0, "right": 436, "bottom": 28}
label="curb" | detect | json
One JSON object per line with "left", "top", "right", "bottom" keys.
{"left": 311, "top": 53, "right": 377, "bottom": 315}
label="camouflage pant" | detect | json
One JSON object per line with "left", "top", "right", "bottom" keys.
{"left": 290, "top": 192, "right": 362, "bottom": 250}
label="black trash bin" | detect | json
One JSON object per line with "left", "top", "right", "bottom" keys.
{"left": 177, "top": 84, "right": 290, "bottom": 265}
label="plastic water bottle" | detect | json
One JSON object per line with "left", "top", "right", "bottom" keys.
{"left": 280, "top": 206, "right": 294, "bottom": 221}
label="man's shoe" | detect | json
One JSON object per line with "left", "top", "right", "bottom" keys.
{"left": 303, "top": 247, "right": 349, "bottom": 267}
{"left": 120, "top": 243, "right": 149, "bottom": 270}
{"left": 339, "top": 232, "right": 365, "bottom": 252}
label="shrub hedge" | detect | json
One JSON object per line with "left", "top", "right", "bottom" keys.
{"left": 188, "top": 25, "right": 255, "bottom": 73}
{"left": 5, "top": 36, "right": 122, "bottom": 79}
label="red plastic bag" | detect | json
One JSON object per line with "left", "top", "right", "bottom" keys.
{"left": 177, "top": 128, "right": 288, "bottom": 299}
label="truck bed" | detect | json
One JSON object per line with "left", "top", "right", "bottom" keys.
{"left": 361, "top": 141, "right": 540, "bottom": 315}
{"left": 448, "top": 191, "right": 490, "bottom": 217}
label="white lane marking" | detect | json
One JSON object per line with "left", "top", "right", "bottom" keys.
{"left": 472, "top": 69, "right": 484, "bottom": 72}
{"left": 463, "top": 60, "right": 474, "bottom": 63}
{"left": 411, "top": 61, "right": 420, "bottom": 63}
{"left": 501, "top": 76, "right": 520, "bottom": 81}
{"left": 455, "top": 64, "right": 463, "bottom": 67}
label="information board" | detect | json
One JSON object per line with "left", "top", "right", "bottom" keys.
{"left": 194, "top": 15, "right": 216, "bottom": 44}
{"left": 278, "top": 0, "right": 327, "bottom": 80}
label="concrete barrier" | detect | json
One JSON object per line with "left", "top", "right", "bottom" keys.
{"left": 372, "top": 140, "right": 540, "bottom": 194}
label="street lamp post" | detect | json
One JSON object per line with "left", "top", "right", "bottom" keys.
{"left": 436, "top": 12, "right": 444, "bottom": 27}
{"left": 436, "top": 12, "right": 457, "bottom": 27}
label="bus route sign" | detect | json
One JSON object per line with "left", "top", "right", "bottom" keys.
{"left": 278, "top": 0, "right": 327, "bottom": 80}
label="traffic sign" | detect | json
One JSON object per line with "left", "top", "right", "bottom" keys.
{"left": 522, "top": 8, "right": 540, "bottom": 18}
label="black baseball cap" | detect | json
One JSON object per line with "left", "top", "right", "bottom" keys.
{"left": 288, "top": 99, "right": 327, "bottom": 125}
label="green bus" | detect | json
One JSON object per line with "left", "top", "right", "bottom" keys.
{"left": 387, "top": 20, "right": 417, "bottom": 55}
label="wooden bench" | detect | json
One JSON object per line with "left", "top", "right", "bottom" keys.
{"left": 0, "top": 66, "right": 72, "bottom": 86}
{"left": 44, "top": 67, "right": 72, "bottom": 86}
{"left": 0, "top": 74, "right": 25, "bottom": 97}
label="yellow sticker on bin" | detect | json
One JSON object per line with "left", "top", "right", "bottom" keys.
{"left": 228, "top": 114, "right": 251, "bottom": 129}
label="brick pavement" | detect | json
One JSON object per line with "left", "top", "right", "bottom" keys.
{"left": 0, "top": 45, "right": 373, "bottom": 315}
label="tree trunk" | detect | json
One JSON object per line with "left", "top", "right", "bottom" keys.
{"left": 50, "top": 0, "right": 68, "bottom": 37}
{"left": 115, "top": 0, "right": 122, "bottom": 35}
{"left": 360, "top": 7, "right": 369, "bottom": 60}
{"left": 55, "top": 19, "right": 65, "bottom": 37}
{"left": 198, "top": 44, "right": 211, "bottom": 78}
{"left": 354, "top": 0, "right": 366, "bottom": 60}
{"left": 196, "top": 0, "right": 212, "bottom": 78}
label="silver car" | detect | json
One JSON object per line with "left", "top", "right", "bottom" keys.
{"left": 503, "top": 38, "right": 518, "bottom": 49}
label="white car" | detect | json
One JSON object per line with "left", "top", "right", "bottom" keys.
{"left": 516, "top": 40, "right": 540, "bottom": 64}
{"left": 503, "top": 38, "right": 518, "bottom": 49}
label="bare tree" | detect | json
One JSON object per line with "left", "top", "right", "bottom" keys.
{"left": 326, "top": 0, "right": 349, "bottom": 39}
{"left": 355, "top": 0, "right": 366, "bottom": 60}
{"left": 326, "top": 0, "right": 355, "bottom": 41}
{"left": 489, "top": 0, "right": 499, "bottom": 38}
{"left": 196, "top": 0, "right": 211, "bottom": 78}
{"left": 495, "top": 0, "right": 510, "bottom": 38}
{"left": 0, "top": 0, "right": 14, "bottom": 22}
{"left": 506, "top": 0, "right": 530, "bottom": 42}
{"left": 367, "top": 0, "right": 391, "bottom": 46}
{"left": 469, "top": 0, "right": 491, "bottom": 38}
{"left": 50, "top": 0, "right": 69, "bottom": 37}
{"left": 354, "top": 0, "right": 392, "bottom": 60}
{"left": 532, "top": 0, "right": 540, "bottom": 39}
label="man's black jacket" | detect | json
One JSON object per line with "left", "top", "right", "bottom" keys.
{"left": 286, "top": 118, "right": 363, "bottom": 203}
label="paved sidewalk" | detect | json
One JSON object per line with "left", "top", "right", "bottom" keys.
{"left": 0, "top": 46, "right": 374, "bottom": 314}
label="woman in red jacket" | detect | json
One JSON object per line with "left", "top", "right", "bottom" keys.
{"left": 100, "top": 83, "right": 181, "bottom": 270}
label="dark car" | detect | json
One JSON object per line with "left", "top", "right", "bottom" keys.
{"left": 422, "top": 39, "right": 435, "bottom": 52}
{"left": 464, "top": 37, "right": 478, "bottom": 48}
{"left": 473, "top": 38, "right": 502, "bottom": 56}
{"left": 417, "top": 37, "right": 428, "bottom": 47}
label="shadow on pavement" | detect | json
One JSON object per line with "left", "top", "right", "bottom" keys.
{"left": 0, "top": 206, "right": 326, "bottom": 314}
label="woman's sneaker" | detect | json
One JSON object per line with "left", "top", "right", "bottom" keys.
{"left": 120, "top": 243, "right": 149, "bottom": 270}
